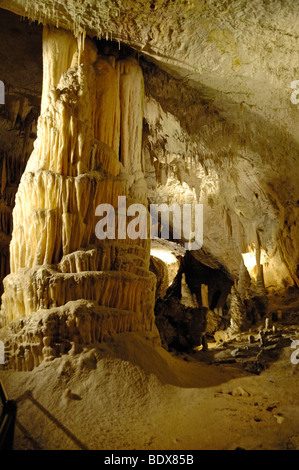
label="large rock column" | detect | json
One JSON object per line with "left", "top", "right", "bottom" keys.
{"left": 0, "top": 27, "right": 157, "bottom": 370}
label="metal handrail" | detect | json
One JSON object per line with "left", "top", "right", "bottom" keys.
{"left": 0, "top": 380, "right": 17, "bottom": 450}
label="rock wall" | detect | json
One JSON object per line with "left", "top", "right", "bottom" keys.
{"left": 141, "top": 60, "right": 299, "bottom": 291}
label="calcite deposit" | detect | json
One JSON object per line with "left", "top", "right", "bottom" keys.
{"left": 0, "top": 26, "right": 157, "bottom": 369}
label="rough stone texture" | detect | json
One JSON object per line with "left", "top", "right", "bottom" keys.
{"left": 0, "top": 2, "right": 299, "bottom": 366}
{"left": 1, "top": 0, "right": 298, "bottom": 290}
{"left": 0, "top": 2, "right": 299, "bottom": 451}
{"left": 226, "top": 285, "right": 250, "bottom": 335}
{"left": 1, "top": 299, "right": 156, "bottom": 371}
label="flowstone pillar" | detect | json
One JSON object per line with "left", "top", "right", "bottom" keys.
{"left": 0, "top": 27, "right": 157, "bottom": 370}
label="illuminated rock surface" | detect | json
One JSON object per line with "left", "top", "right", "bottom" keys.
{"left": 0, "top": 24, "right": 157, "bottom": 369}
{"left": 0, "top": 1, "right": 299, "bottom": 451}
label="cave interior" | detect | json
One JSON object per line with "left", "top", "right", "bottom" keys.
{"left": 0, "top": 1, "right": 299, "bottom": 451}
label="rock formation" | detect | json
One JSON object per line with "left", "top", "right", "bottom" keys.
{"left": 0, "top": 1, "right": 298, "bottom": 369}
{"left": 226, "top": 285, "right": 250, "bottom": 336}
{"left": 0, "top": 26, "right": 157, "bottom": 370}
{"left": 0, "top": 2, "right": 299, "bottom": 453}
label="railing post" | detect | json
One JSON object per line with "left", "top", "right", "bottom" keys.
{"left": 0, "top": 380, "right": 17, "bottom": 450}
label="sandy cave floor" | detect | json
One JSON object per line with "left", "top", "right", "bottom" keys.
{"left": 1, "top": 290, "right": 299, "bottom": 451}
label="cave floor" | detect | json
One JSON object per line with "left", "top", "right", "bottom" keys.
{"left": 1, "top": 309, "right": 299, "bottom": 451}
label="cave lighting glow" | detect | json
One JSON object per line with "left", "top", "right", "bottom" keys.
{"left": 242, "top": 248, "right": 267, "bottom": 272}
{"left": 150, "top": 248, "right": 178, "bottom": 265}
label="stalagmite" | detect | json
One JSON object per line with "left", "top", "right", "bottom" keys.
{"left": 237, "top": 256, "right": 252, "bottom": 301}
{"left": 255, "top": 231, "right": 266, "bottom": 297}
{"left": 227, "top": 285, "right": 249, "bottom": 335}
{"left": 0, "top": 26, "right": 157, "bottom": 369}
{"left": 181, "top": 273, "right": 198, "bottom": 308}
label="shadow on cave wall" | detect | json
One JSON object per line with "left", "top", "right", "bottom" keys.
{"left": 183, "top": 251, "right": 233, "bottom": 310}
{"left": 154, "top": 250, "right": 234, "bottom": 352}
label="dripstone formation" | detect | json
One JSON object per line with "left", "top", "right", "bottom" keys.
{"left": 0, "top": 27, "right": 157, "bottom": 370}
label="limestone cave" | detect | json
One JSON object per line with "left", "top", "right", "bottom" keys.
{"left": 0, "top": 0, "right": 299, "bottom": 452}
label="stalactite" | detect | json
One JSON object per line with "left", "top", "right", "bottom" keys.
{"left": 255, "top": 230, "right": 266, "bottom": 296}
{"left": 92, "top": 57, "right": 120, "bottom": 154}
{"left": 117, "top": 58, "right": 144, "bottom": 175}
{"left": 41, "top": 26, "right": 78, "bottom": 114}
